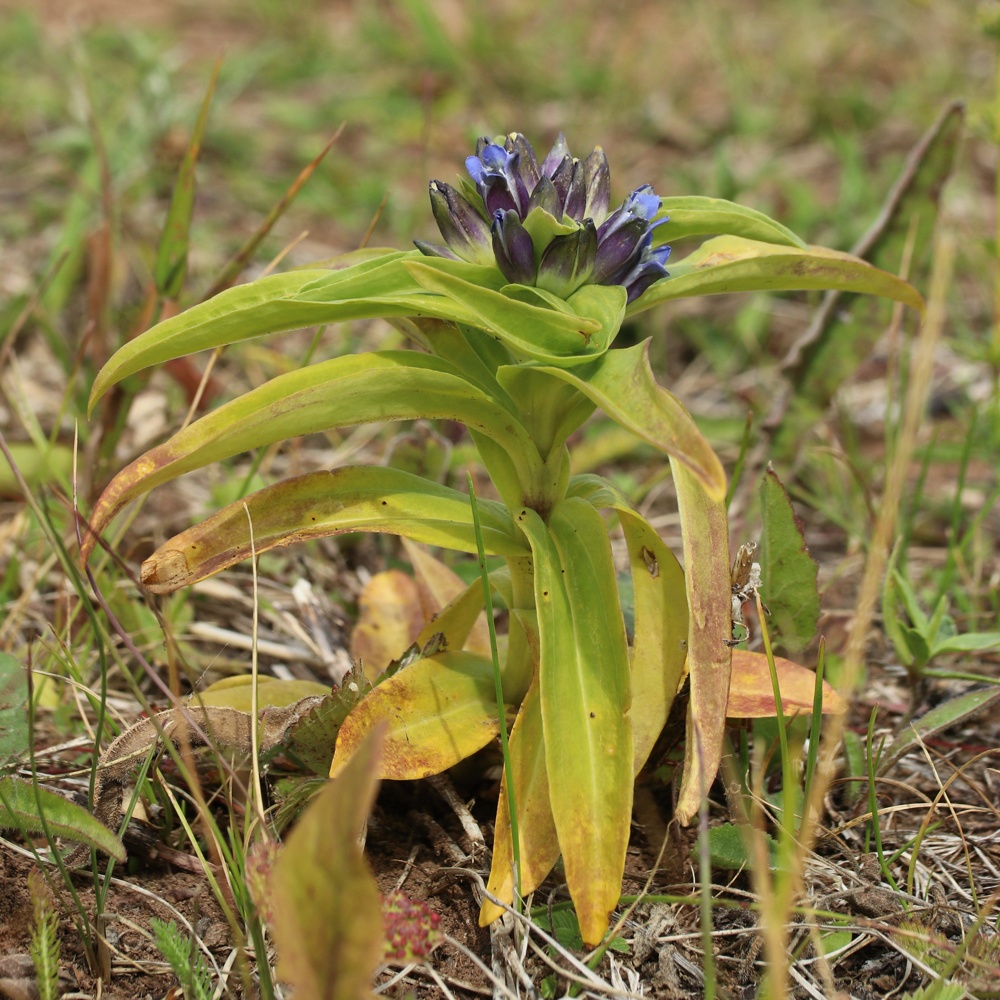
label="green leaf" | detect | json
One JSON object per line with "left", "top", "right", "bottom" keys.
{"left": 700, "top": 822, "right": 777, "bottom": 870}
{"left": 481, "top": 676, "right": 561, "bottom": 929}
{"left": 0, "top": 777, "right": 126, "bottom": 862}
{"left": 532, "top": 340, "right": 727, "bottom": 500}
{"left": 404, "top": 260, "right": 619, "bottom": 363}
{"left": 877, "top": 687, "right": 1000, "bottom": 776}
{"left": 630, "top": 235, "right": 924, "bottom": 316}
{"left": 569, "top": 480, "right": 689, "bottom": 773}
{"left": 929, "top": 630, "right": 1000, "bottom": 656}
{"left": 194, "top": 676, "right": 331, "bottom": 713}
{"left": 269, "top": 725, "right": 385, "bottom": 1000}
{"left": 618, "top": 515, "right": 688, "bottom": 773}
{"left": 84, "top": 351, "right": 540, "bottom": 561}
{"left": 139, "top": 466, "right": 527, "bottom": 594}
{"left": 0, "top": 653, "right": 28, "bottom": 761}
{"left": 88, "top": 251, "right": 494, "bottom": 407}
{"left": 330, "top": 651, "right": 500, "bottom": 780}
{"left": 654, "top": 196, "right": 807, "bottom": 249}
{"left": 518, "top": 500, "right": 633, "bottom": 947}
{"left": 758, "top": 468, "right": 820, "bottom": 653}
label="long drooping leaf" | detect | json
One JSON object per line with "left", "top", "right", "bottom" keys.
{"left": 531, "top": 340, "right": 726, "bottom": 500}
{"left": 0, "top": 777, "right": 126, "bottom": 862}
{"left": 518, "top": 501, "right": 632, "bottom": 946}
{"left": 654, "top": 196, "right": 807, "bottom": 249}
{"left": 269, "top": 725, "right": 385, "bottom": 1000}
{"left": 139, "top": 466, "right": 527, "bottom": 593}
{"left": 630, "top": 236, "right": 924, "bottom": 316}
{"left": 480, "top": 676, "right": 561, "bottom": 929}
{"left": 84, "top": 351, "right": 540, "bottom": 561}
{"left": 670, "top": 460, "right": 732, "bottom": 826}
{"left": 330, "top": 651, "right": 500, "bottom": 780}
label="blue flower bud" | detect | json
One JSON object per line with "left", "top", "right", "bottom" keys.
{"left": 420, "top": 180, "right": 495, "bottom": 266}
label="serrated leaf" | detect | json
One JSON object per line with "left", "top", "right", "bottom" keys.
{"left": 0, "top": 777, "right": 126, "bottom": 862}
{"left": 269, "top": 725, "right": 385, "bottom": 1000}
{"left": 0, "top": 653, "right": 28, "bottom": 761}
{"left": 758, "top": 467, "right": 820, "bottom": 653}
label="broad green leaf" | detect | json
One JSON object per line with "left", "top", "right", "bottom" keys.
{"left": 404, "top": 260, "right": 617, "bottom": 363}
{"left": 758, "top": 468, "right": 820, "bottom": 653}
{"left": 630, "top": 235, "right": 924, "bottom": 317}
{"left": 0, "top": 653, "right": 28, "bottom": 760}
{"left": 480, "top": 677, "right": 561, "bottom": 928}
{"left": 569, "top": 479, "right": 690, "bottom": 772}
{"left": 727, "top": 650, "right": 846, "bottom": 718}
{"left": 877, "top": 687, "right": 1000, "bottom": 776}
{"left": 497, "top": 366, "right": 596, "bottom": 458}
{"left": 0, "top": 777, "right": 126, "bottom": 862}
{"left": 617, "top": 512, "right": 689, "bottom": 773}
{"left": 330, "top": 651, "right": 500, "bottom": 780}
{"left": 153, "top": 62, "right": 218, "bottom": 299}
{"left": 89, "top": 251, "right": 500, "bottom": 407}
{"left": 654, "top": 196, "right": 806, "bottom": 249}
{"left": 139, "top": 466, "right": 526, "bottom": 594}
{"left": 519, "top": 501, "right": 632, "bottom": 947}
{"left": 84, "top": 352, "right": 540, "bottom": 562}
{"left": 701, "top": 822, "right": 777, "bottom": 870}
{"left": 269, "top": 725, "right": 385, "bottom": 1000}
{"left": 194, "top": 676, "right": 330, "bottom": 713}
{"left": 671, "top": 460, "right": 732, "bottom": 826}
{"left": 532, "top": 340, "right": 726, "bottom": 500}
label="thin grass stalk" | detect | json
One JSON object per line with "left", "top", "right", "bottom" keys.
{"left": 791, "top": 231, "right": 955, "bottom": 950}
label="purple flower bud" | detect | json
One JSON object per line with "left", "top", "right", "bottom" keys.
{"left": 583, "top": 147, "right": 611, "bottom": 223}
{"left": 620, "top": 242, "right": 672, "bottom": 303}
{"left": 536, "top": 220, "right": 597, "bottom": 297}
{"left": 505, "top": 133, "right": 541, "bottom": 192}
{"left": 423, "top": 180, "right": 494, "bottom": 266}
{"left": 540, "top": 133, "right": 570, "bottom": 179}
{"left": 491, "top": 209, "right": 537, "bottom": 285}
{"left": 592, "top": 217, "right": 649, "bottom": 284}
{"left": 424, "top": 134, "right": 672, "bottom": 305}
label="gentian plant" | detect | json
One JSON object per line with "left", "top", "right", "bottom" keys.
{"left": 85, "top": 133, "right": 920, "bottom": 944}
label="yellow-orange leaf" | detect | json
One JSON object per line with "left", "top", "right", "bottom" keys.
{"left": 727, "top": 650, "right": 845, "bottom": 718}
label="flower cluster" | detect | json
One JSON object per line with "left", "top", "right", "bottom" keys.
{"left": 416, "top": 133, "right": 671, "bottom": 303}
{"left": 381, "top": 890, "right": 443, "bottom": 963}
